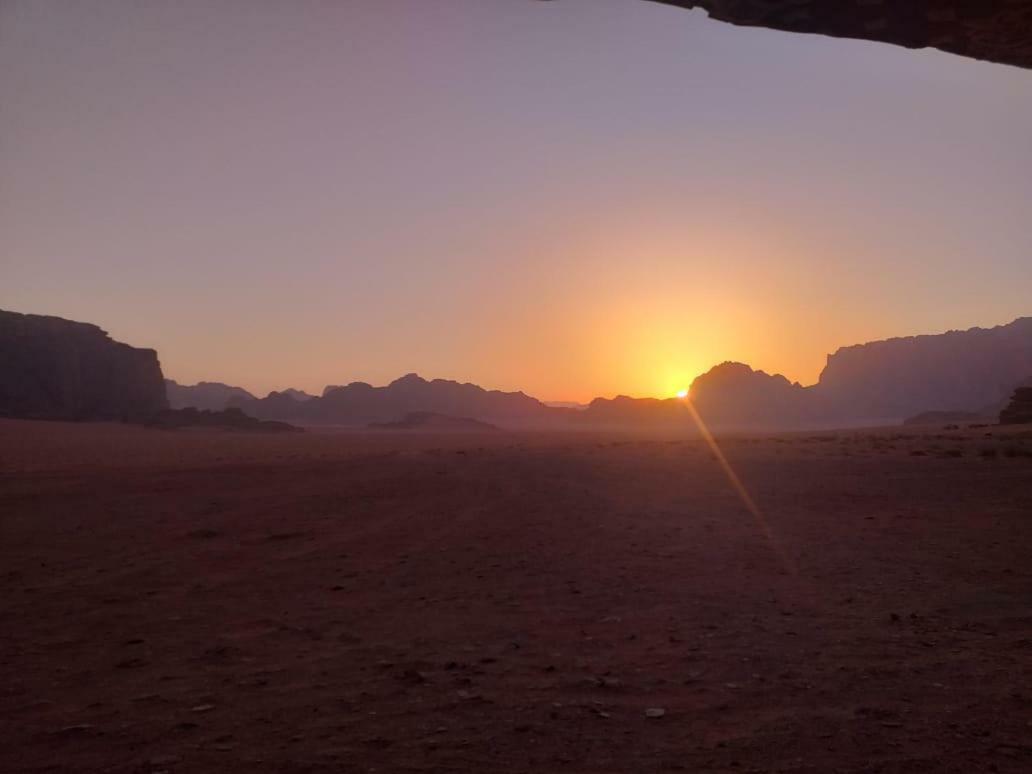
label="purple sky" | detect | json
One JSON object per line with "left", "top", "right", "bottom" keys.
{"left": 3, "top": 0, "right": 1031, "bottom": 401}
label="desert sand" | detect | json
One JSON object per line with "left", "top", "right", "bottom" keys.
{"left": 2, "top": 419, "right": 1031, "bottom": 773}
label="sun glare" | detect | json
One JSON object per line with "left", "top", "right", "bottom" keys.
{"left": 676, "top": 389, "right": 689, "bottom": 399}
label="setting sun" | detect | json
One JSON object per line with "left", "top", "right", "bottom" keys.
{"left": 676, "top": 389, "right": 689, "bottom": 399}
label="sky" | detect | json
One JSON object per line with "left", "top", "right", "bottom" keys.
{"left": 2, "top": 0, "right": 1031, "bottom": 402}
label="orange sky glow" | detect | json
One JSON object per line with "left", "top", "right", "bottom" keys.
{"left": 2, "top": 1, "right": 1030, "bottom": 403}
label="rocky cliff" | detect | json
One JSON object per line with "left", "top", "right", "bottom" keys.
{"left": 0, "top": 309, "right": 168, "bottom": 420}
{"left": 579, "top": 320, "right": 1032, "bottom": 429}
{"left": 581, "top": 362, "right": 814, "bottom": 429}
{"left": 646, "top": 1, "right": 1032, "bottom": 71}
{"left": 814, "top": 318, "right": 1032, "bottom": 422}
{"left": 689, "top": 361, "right": 813, "bottom": 426}
{"left": 234, "top": 373, "right": 559, "bottom": 427}
{"left": 165, "top": 379, "right": 257, "bottom": 411}
{"left": 581, "top": 395, "right": 691, "bottom": 426}
{"left": 169, "top": 317, "right": 1032, "bottom": 431}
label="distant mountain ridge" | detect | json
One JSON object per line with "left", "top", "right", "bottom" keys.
{"left": 553, "top": 319, "right": 1032, "bottom": 429}
{"left": 219, "top": 319, "right": 1032, "bottom": 429}
{"left": 281, "top": 388, "right": 316, "bottom": 402}
{"left": 813, "top": 318, "right": 1032, "bottom": 421}
{"left": 579, "top": 362, "right": 811, "bottom": 428}
{"left": 689, "top": 362, "right": 812, "bottom": 425}
{"left": 166, "top": 380, "right": 316, "bottom": 411}
{"left": 232, "top": 373, "right": 562, "bottom": 427}
{"left": 4, "top": 308, "right": 1031, "bottom": 430}
{"left": 165, "top": 380, "right": 257, "bottom": 411}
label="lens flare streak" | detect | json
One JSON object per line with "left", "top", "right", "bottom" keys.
{"left": 684, "top": 398, "right": 797, "bottom": 576}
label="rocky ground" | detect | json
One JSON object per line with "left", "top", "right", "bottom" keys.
{"left": 1, "top": 419, "right": 1031, "bottom": 773}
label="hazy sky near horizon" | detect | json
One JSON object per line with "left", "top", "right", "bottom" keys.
{"left": 3, "top": 1, "right": 1031, "bottom": 401}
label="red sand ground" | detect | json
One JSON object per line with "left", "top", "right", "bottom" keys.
{"left": 1, "top": 419, "right": 1031, "bottom": 773}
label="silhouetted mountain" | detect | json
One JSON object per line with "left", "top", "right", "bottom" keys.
{"left": 165, "top": 379, "right": 256, "bottom": 411}
{"left": 580, "top": 363, "right": 812, "bottom": 428}
{"left": 689, "top": 362, "right": 813, "bottom": 426}
{"left": 167, "top": 381, "right": 314, "bottom": 410}
{"left": 235, "top": 373, "right": 557, "bottom": 427}
{"left": 0, "top": 309, "right": 167, "bottom": 420}
{"left": 226, "top": 318, "right": 1032, "bottom": 430}
{"left": 370, "top": 411, "right": 499, "bottom": 431}
{"left": 228, "top": 390, "right": 307, "bottom": 420}
{"left": 281, "top": 388, "right": 315, "bottom": 402}
{"left": 691, "top": 322, "right": 1032, "bottom": 426}
{"left": 581, "top": 395, "right": 691, "bottom": 426}
{"left": 578, "top": 320, "right": 1032, "bottom": 429}
{"left": 545, "top": 401, "right": 589, "bottom": 410}
{"left": 814, "top": 318, "right": 1032, "bottom": 422}
{"left": 18, "top": 306, "right": 1025, "bottom": 432}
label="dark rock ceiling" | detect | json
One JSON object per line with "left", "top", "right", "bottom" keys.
{"left": 647, "top": 1, "right": 1032, "bottom": 69}
{"left": 540, "top": 2, "right": 1032, "bottom": 70}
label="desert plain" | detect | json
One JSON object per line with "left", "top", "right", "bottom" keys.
{"left": 1, "top": 419, "right": 1031, "bottom": 773}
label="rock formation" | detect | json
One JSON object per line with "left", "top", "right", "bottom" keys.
{"left": 236, "top": 373, "right": 558, "bottom": 427}
{"left": 1000, "top": 387, "right": 1032, "bottom": 425}
{"left": 193, "top": 318, "right": 1032, "bottom": 431}
{"left": 688, "top": 361, "right": 813, "bottom": 426}
{"left": 580, "top": 395, "right": 692, "bottom": 426}
{"left": 228, "top": 389, "right": 310, "bottom": 421}
{"left": 581, "top": 362, "right": 814, "bottom": 428}
{"left": 165, "top": 380, "right": 256, "bottom": 411}
{"left": 280, "top": 388, "right": 315, "bottom": 402}
{"left": 579, "top": 320, "right": 1032, "bottom": 429}
{"left": 641, "top": 1, "right": 1032, "bottom": 70}
{"left": 0, "top": 309, "right": 167, "bottom": 420}
{"left": 814, "top": 318, "right": 1032, "bottom": 422}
